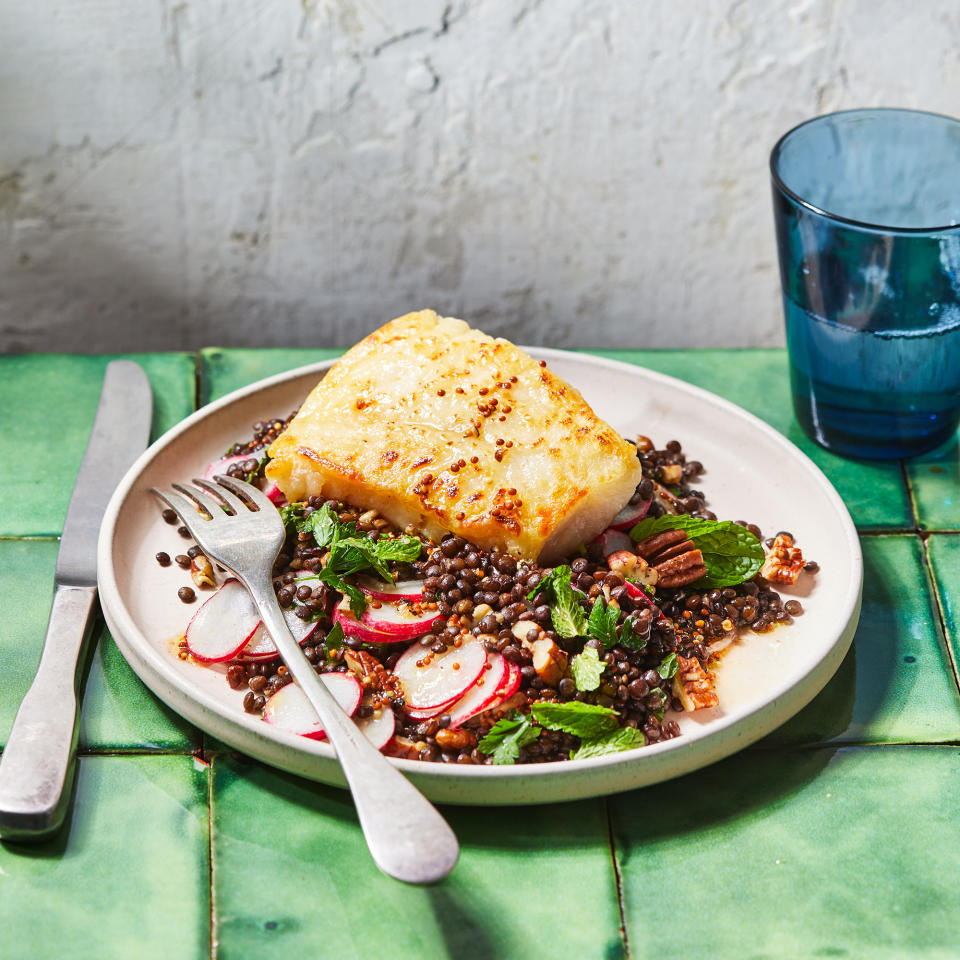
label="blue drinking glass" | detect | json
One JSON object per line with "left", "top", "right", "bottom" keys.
{"left": 771, "top": 108, "right": 960, "bottom": 459}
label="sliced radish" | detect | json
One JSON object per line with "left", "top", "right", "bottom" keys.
{"left": 185, "top": 579, "right": 260, "bottom": 663}
{"left": 447, "top": 653, "right": 509, "bottom": 728}
{"left": 405, "top": 702, "right": 455, "bottom": 721}
{"left": 237, "top": 606, "right": 321, "bottom": 661}
{"left": 263, "top": 479, "right": 286, "bottom": 506}
{"left": 203, "top": 453, "right": 251, "bottom": 480}
{"left": 355, "top": 576, "right": 427, "bottom": 603}
{"left": 495, "top": 659, "right": 522, "bottom": 702}
{"left": 624, "top": 580, "right": 657, "bottom": 608}
{"left": 593, "top": 528, "right": 634, "bottom": 558}
{"left": 610, "top": 499, "right": 652, "bottom": 532}
{"left": 261, "top": 673, "right": 362, "bottom": 739}
{"left": 354, "top": 696, "right": 396, "bottom": 751}
{"left": 394, "top": 636, "right": 487, "bottom": 710}
{"left": 334, "top": 601, "right": 441, "bottom": 645}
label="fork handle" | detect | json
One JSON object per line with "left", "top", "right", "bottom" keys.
{"left": 246, "top": 575, "right": 460, "bottom": 884}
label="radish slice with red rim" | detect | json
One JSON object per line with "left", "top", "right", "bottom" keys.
{"left": 355, "top": 577, "right": 427, "bottom": 603}
{"left": 447, "top": 653, "right": 509, "bottom": 728}
{"left": 609, "top": 499, "right": 651, "bottom": 532}
{"left": 593, "top": 527, "right": 634, "bottom": 557}
{"left": 261, "top": 673, "right": 362, "bottom": 739}
{"left": 353, "top": 695, "right": 396, "bottom": 751}
{"left": 237, "top": 606, "right": 321, "bottom": 660}
{"left": 494, "top": 659, "right": 522, "bottom": 702}
{"left": 185, "top": 579, "right": 260, "bottom": 663}
{"left": 334, "top": 602, "right": 440, "bottom": 645}
{"left": 394, "top": 636, "right": 487, "bottom": 710}
{"left": 203, "top": 453, "right": 252, "bottom": 481}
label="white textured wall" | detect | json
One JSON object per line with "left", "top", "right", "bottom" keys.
{"left": 2, "top": 1, "right": 959, "bottom": 353}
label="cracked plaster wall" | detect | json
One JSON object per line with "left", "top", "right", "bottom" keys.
{"left": 2, "top": 0, "right": 959, "bottom": 353}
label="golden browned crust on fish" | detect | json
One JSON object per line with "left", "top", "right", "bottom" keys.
{"left": 266, "top": 310, "right": 642, "bottom": 561}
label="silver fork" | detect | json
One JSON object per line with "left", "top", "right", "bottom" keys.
{"left": 151, "top": 475, "right": 459, "bottom": 884}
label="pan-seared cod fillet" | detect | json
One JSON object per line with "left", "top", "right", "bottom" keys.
{"left": 266, "top": 310, "right": 642, "bottom": 562}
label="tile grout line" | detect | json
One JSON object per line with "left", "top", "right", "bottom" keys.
{"left": 918, "top": 536, "right": 960, "bottom": 699}
{"left": 192, "top": 349, "right": 205, "bottom": 412}
{"left": 207, "top": 757, "right": 217, "bottom": 960}
{"left": 603, "top": 796, "right": 631, "bottom": 960}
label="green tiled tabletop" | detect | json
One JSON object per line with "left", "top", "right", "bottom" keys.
{"left": 1, "top": 347, "right": 959, "bottom": 960}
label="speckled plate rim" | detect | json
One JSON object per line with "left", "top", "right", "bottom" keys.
{"left": 98, "top": 349, "right": 862, "bottom": 805}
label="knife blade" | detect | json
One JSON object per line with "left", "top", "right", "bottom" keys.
{"left": 0, "top": 360, "right": 153, "bottom": 840}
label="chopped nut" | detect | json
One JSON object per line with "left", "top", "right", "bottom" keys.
{"left": 512, "top": 619, "right": 540, "bottom": 643}
{"left": 659, "top": 463, "right": 683, "bottom": 485}
{"left": 761, "top": 533, "right": 805, "bottom": 585}
{"left": 635, "top": 434, "right": 654, "bottom": 453}
{"left": 607, "top": 550, "right": 640, "bottom": 577}
{"left": 672, "top": 655, "right": 718, "bottom": 711}
{"left": 531, "top": 638, "right": 567, "bottom": 686}
{"left": 190, "top": 556, "right": 216, "bottom": 589}
{"left": 435, "top": 727, "right": 477, "bottom": 751}
{"left": 472, "top": 603, "right": 494, "bottom": 622}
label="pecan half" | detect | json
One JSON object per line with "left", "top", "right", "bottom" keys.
{"left": 761, "top": 533, "right": 805, "bottom": 584}
{"left": 634, "top": 528, "right": 706, "bottom": 588}
{"left": 672, "top": 655, "right": 718, "bottom": 711}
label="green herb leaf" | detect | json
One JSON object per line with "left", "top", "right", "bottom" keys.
{"left": 477, "top": 711, "right": 541, "bottom": 765}
{"left": 572, "top": 726, "right": 646, "bottom": 760}
{"left": 628, "top": 515, "right": 764, "bottom": 588}
{"left": 619, "top": 615, "right": 648, "bottom": 651}
{"left": 245, "top": 453, "right": 270, "bottom": 484}
{"left": 297, "top": 503, "right": 346, "bottom": 546}
{"left": 657, "top": 652, "right": 679, "bottom": 680}
{"left": 587, "top": 596, "right": 620, "bottom": 649}
{"left": 323, "top": 621, "right": 345, "bottom": 656}
{"left": 648, "top": 687, "right": 666, "bottom": 722}
{"left": 279, "top": 502, "right": 305, "bottom": 537}
{"left": 530, "top": 701, "right": 619, "bottom": 739}
{"left": 570, "top": 645, "right": 607, "bottom": 692}
{"left": 304, "top": 568, "right": 368, "bottom": 617}
{"left": 372, "top": 535, "right": 423, "bottom": 564}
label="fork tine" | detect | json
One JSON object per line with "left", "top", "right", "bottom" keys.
{"left": 171, "top": 482, "right": 219, "bottom": 519}
{"left": 150, "top": 488, "right": 209, "bottom": 530}
{"left": 192, "top": 477, "right": 245, "bottom": 514}
{"left": 213, "top": 474, "right": 274, "bottom": 512}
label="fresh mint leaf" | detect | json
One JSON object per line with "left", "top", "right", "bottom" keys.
{"left": 245, "top": 454, "right": 270, "bottom": 484}
{"left": 657, "top": 652, "right": 679, "bottom": 680}
{"left": 303, "top": 568, "right": 368, "bottom": 617}
{"left": 572, "top": 726, "right": 646, "bottom": 760}
{"left": 526, "top": 566, "right": 562, "bottom": 602}
{"left": 587, "top": 596, "right": 620, "bottom": 649}
{"left": 570, "top": 645, "right": 606, "bottom": 692}
{"left": 477, "top": 711, "right": 541, "bottom": 765}
{"left": 619, "top": 615, "right": 648, "bottom": 651}
{"left": 648, "top": 687, "right": 667, "bottom": 722}
{"left": 530, "top": 701, "right": 619, "bottom": 739}
{"left": 628, "top": 515, "right": 764, "bottom": 588}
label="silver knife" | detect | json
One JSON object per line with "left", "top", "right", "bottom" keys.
{"left": 0, "top": 360, "right": 153, "bottom": 840}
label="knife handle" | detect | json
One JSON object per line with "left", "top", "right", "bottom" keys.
{"left": 0, "top": 585, "right": 98, "bottom": 841}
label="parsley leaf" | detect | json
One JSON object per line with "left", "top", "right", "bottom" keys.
{"left": 279, "top": 502, "right": 305, "bottom": 537}
{"left": 477, "top": 711, "right": 541, "bottom": 765}
{"left": 657, "top": 652, "right": 679, "bottom": 680}
{"left": 619, "top": 615, "right": 648, "bottom": 651}
{"left": 530, "top": 701, "right": 619, "bottom": 739}
{"left": 628, "top": 515, "right": 764, "bottom": 588}
{"left": 572, "top": 726, "right": 646, "bottom": 760}
{"left": 587, "top": 596, "right": 620, "bottom": 649}
{"left": 570, "top": 645, "right": 606, "bottom": 692}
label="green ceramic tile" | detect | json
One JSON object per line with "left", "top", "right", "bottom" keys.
{"left": 0, "top": 352, "right": 195, "bottom": 536}
{"left": 199, "top": 347, "right": 342, "bottom": 404}
{"left": 925, "top": 534, "right": 960, "bottom": 686}
{"left": 0, "top": 539, "right": 198, "bottom": 751}
{"left": 590, "top": 350, "right": 912, "bottom": 530}
{"left": 764, "top": 535, "right": 960, "bottom": 745}
{"left": 905, "top": 438, "right": 960, "bottom": 531}
{"left": 211, "top": 755, "right": 623, "bottom": 960}
{"left": 612, "top": 745, "right": 960, "bottom": 960}
{"left": 0, "top": 755, "right": 209, "bottom": 959}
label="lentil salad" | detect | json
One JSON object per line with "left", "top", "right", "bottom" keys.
{"left": 158, "top": 417, "right": 815, "bottom": 766}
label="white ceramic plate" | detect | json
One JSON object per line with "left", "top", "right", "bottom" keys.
{"left": 98, "top": 350, "right": 861, "bottom": 805}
